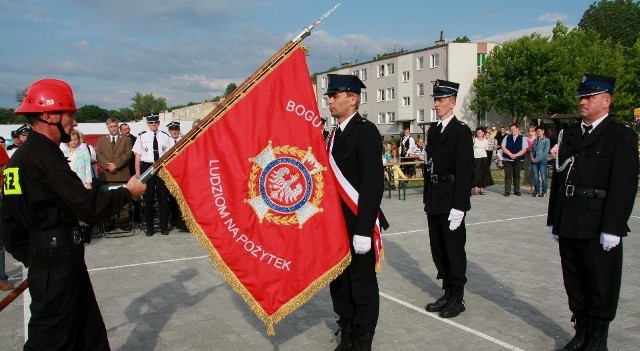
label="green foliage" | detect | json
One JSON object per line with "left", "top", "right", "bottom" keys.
{"left": 224, "top": 83, "right": 237, "bottom": 97}
{"left": 109, "top": 108, "right": 136, "bottom": 122}
{"left": 579, "top": 0, "right": 640, "bottom": 48}
{"left": 453, "top": 36, "right": 471, "bottom": 43}
{"left": 75, "top": 104, "right": 110, "bottom": 123}
{"left": 471, "top": 21, "right": 638, "bottom": 124}
{"left": 470, "top": 34, "right": 559, "bottom": 124}
{"left": 0, "top": 107, "right": 27, "bottom": 124}
{"left": 130, "top": 92, "right": 167, "bottom": 119}
{"left": 15, "top": 87, "right": 27, "bottom": 104}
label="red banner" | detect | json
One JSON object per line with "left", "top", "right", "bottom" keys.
{"left": 160, "top": 46, "right": 350, "bottom": 334}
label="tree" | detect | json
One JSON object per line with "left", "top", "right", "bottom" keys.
{"left": 75, "top": 104, "right": 110, "bottom": 123}
{"left": 453, "top": 36, "right": 471, "bottom": 43}
{"left": 0, "top": 107, "right": 26, "bottom": 124}
{"left": 579, "top": 0, "right": 640, "bottom": 48}
{"left": 470, "top": 34, "right": 561, "bottom": 124}
{"left": 108, "top": 108, "right": 136, "bottom": 122}
{"left": 224, "top": 83, "right": 237, "bottom": 97}
{"left": 130, "top": 92, "right": 167, "bottom": 119}
{"left": 15, "top": 87, "right": 27, "bottom": 104}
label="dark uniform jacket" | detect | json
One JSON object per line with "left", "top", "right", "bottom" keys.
{"left": 423, "top": 116, "right": 474, "bottom": 215}
{"left": 331, "top": 113, "right": 388, "bottom": 236}
{"left": 547, "top": 117, "right": 638, "bottom": 239}
{"left": 1, "top": 131, "right": 131, "bottom": 265}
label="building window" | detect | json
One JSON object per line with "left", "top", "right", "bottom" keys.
{"left": 402, "top": 71, "right": 410, "bottom": 82}
{"left": 377, "top": 65, "right": 385, "bottom": 78}
{"left": 417, "top": 83, "right": 425, "bottom": 97}
{"left": 430, "top": 53, "right": 440, "bottom": 68}
{"left": 402, "top": 97, "right": 410, "bottom": 106}
{"left": 388, "top": 112, "right": 396, "bottom": 123}
{"left": 361, "top": 92, "right": 368, "bottom": 104}
{"left": 386, "top": 63, "right": 395, "bottom": 76}
{"left": 362, "top": 113, "right": 368, "bottom": 120}
{"left": 417, "top": 56, "right": 424, "bottom": 70}
{"left": 477, "top": 54, "right": 487, "bottom": 74}
{"left": 386, "top": 88, "right": 395, "bottom": 100}
{"left": 477, "top": 110, "right": 487, "bottom": 126}
{"left": 430, "top": 108, "right": 438, "bottom": 122}
{"left": 360, "top": 68, "right": 367, "bottom": 81}
{"left": 378, "top": 112, "right": 387, "bottom": 124}
{"left": 417, "top": 109, "right": 425, "bottom": 122}
{"left": 321, "top": 77, "right": 327, "bottom": 88}
{"left": 352, "top": 70, "right": 360, "bottom": 78}
{"left": 377, "top": 89, "right": 385, "bottom": 102}
{"left": 322, "top": 97, "right": 328, "bottom": 108}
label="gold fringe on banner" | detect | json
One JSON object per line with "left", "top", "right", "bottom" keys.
{"left": 158, "top": 167, "right": 351, "bottom": 336}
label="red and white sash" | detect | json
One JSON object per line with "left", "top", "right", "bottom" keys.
{"left": 328, "top": 128, "right": 384, "bottom": 272}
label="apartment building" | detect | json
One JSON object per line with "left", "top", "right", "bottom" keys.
{"left": 316, "top": 41, "right": 500, "bottom": 139}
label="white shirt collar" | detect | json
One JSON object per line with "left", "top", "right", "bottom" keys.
{"left": 582, "top": 114, "right": 608, "bottom": 133}
{"left": 338, "top": 112, "right": 357, "bottom": 131}
{"left": 438, "top": 114, "right": 454, "bottom": 130}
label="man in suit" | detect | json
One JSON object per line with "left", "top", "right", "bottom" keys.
{"left": 326, "top": 74, "right": 388, "bottom": 351}
{"left": 423, "top": 79, "right": 474, "bottom": 319}
{"left": 96, "top": 118, "right": 132, "bottom": 184}
{"left": 548, "top": 74, "right": 638, "bottom": 351}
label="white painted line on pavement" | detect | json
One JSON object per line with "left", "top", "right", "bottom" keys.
{"left": 87, "top": 255, "right": 208, "bottom": 272}
{"left": 379, "top": 292, "right": 525, "bottom": 351}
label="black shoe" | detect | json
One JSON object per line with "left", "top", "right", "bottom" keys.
{"left": 425, "top": 289, "right": 450, "bottom": 313}
{"left": 351, "top": 331, "right": 374, "bottom": 351}
{"left": 514, "top": 192, "right": 522, "bottom": 196}
{"left": 503, "top": 192, "right": 510, "bottom": 196}
{"left": 583, "top": 319, "right": 609, "bottom": 351}
{"left": 334, "top": 319, "right": 353, "bottom": 351}
{"left": 539, "top": 193, "right": 546, "bottom": 197}
{"left": 439, "top": 286, "right": 465, "bottom": 318}
{"left": 161, "top": 230, "right": 170, "bottom": 235}
{"left": 145, "top": 231, "right": 154, "bottom": 236}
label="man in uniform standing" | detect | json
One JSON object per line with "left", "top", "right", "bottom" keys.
{"left": 1, "top": 78, "right": 146, "bottom": 350}
{"left": 133, "top": 114, "right": 172, "bottom": 236}
{"left": 326, "top": 74, "right": 388, "bottom": 351}
{"left": 423, "top": 79, "right": 474, "bottom": 319}
{"left": 548, "top": 74, "right": 637, "bottom": 351}
{"left": 166, "top": 121, "right": 184, "bottom": 230}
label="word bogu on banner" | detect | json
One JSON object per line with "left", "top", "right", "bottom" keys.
{"left": 159, "top": 45, "right": 350, "bottom": 334}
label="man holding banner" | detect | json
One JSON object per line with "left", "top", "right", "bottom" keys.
{"left": 326, "top": 74, "right": 388, "bottom": 351}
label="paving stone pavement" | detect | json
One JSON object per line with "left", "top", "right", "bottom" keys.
{"left": 1, "top": 185, "right": 639, "bottom": 351}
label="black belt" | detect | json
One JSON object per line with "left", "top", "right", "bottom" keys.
{"left": 560, "top": 185, "right": 607, "bottom": 199}
{"left": 29, "top": 227, "right": 90, "bottom": 249}
{"left": 430, "top": 174, "right": 455, "bottom": 183}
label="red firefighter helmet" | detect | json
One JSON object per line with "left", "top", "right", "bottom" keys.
{"left": 15, "top": 78, "right": 77, "bottom": 114}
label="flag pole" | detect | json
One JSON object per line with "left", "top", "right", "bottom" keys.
{"left": 140, "top": 3, "right": 340, "bottom": 183}
{"left": 0, "top": 279, "right": 28, "bottom": 312}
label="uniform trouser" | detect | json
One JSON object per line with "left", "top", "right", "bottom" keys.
{"left": 427, "top": 213, "right": 467, "bottom": 287}
{"left": 503, "top": 160, "right": 523, "bottom": 193}
{"left": 168, "top": 194, "right": 180, "bottom": 226}
{"left": 25, "top": 263, "right": 109, "bottom": 351}
{"left": 329, "top": 244, "right": 379, "bottom": 332}
{"left": 141, "top": 162, "right": 168, "bottom": 232}
{"left": 559, "top": 237, "right": 622, "bottom": 321}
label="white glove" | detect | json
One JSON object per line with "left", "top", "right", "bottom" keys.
{"left": 548, "top": 226, "right": 558, "bottom": 242}
{"left": 447, "top": 208, "right": 465, "bottom": 231}
{"left": 600, "top": 233, "right": 620, "bottom": 251}
{"left": 353, "top": 235, "right": 371, "bottom": 255}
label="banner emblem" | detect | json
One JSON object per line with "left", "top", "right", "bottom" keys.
{"left": 247, "top": 142, "right": 325, "bottom": 228}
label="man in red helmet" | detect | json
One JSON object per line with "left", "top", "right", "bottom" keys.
{"left": 1, "top": 78, "right": 147, "bottom": 350}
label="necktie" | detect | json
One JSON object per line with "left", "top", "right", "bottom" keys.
{"left": 434, "top": 122, "right": 443, "bottom": 134}
{"left": 111, "top": 136, "right": 116, "bottom": 150}
{"left": 335, "top": 127, "right": 342, "bottom": 139}
{"left": 153, "top": 132, "right": 159, "bottom": 161}
{"left": 582, "top": 125, "right": 592, "bottom": 141}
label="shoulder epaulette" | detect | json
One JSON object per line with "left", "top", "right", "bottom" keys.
{"left": 161, "top": 131, "right": 170, "bottom": 136}
{"left": 138, "top": 131, "right": 147, "bottom": 136}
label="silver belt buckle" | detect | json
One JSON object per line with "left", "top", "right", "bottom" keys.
{"left": 431, "top": 174, "right": 439, "bottom": 183}
{"left": 565, "top": 185, "right": 575, "bottom": 197}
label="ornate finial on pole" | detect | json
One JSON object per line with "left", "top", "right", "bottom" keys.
{"left": 292, "top": 3, "right": 340, "bottom": 42}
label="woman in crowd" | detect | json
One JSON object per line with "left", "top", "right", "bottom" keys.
{"left": 472, "top": 127, "right": 490, "bottom": 195}
{"left": 523, "top": 126, "right": 536, "bottom": 195}
{"left": 384, "top": 146, "right": 407, "bottom": 189}
{"left": 483, "top": 128, "right": 495, "bottom": 188}
{"left": 63, "top": 129, "right": 93, "bottom": 189}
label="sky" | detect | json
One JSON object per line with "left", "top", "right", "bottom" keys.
{"left": 0, "top": 0, "right": 597, "bottom": 110}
